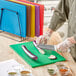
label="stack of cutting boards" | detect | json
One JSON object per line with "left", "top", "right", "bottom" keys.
{"left": 0, "top": 0, "right": 44, "bottom": 38}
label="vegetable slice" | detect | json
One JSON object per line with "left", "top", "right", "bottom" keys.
{"left": 48, "top": 55, "right": 57, "bottom": 60}
{"left": 22, "top": 45, "right": 38, "bottom": 60}
{"left": 33, "top": 41, "right": 45, "bottom": 54}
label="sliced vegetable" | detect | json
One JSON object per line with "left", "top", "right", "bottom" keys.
{"left": 33, "top": 41, "right": 45, "bottom": 54}
{"left": 22, "top": 45, "right": 38, "bottom": 60}
{"left": 48, "top": 55, "right": 57, "bottom": 60}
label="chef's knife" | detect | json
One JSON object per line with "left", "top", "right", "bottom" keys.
{"left": 37, "top": 44, "right": 70, "bottom": 52}
{"left": 37, "top": 44, "right": 57, "bottom": 51}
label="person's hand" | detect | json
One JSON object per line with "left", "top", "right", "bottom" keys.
{"left": 36, "top": 29, "right": 53, "bottom": 44}
{"left": 56, "top": 37, "right": 76, "bottom": 52}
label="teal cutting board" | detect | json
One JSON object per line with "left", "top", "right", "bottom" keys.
{"left": 0, "top": 0, "right": 26, "bottom": 37}
{"left": 10, "top": 42, "right": 66, "bottom": 68}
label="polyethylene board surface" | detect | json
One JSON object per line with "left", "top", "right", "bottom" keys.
{"left": 9, "top": 0, "right": 32, "bottom": 37}
{"left": 17, "top": 0, "right": 40, "bottom": 37}
{"left": 17, "top": 0, "right": 44, "bottom": 35}
{"left": 8, "top": 0, "right": 35, "bottom": 37}
{"left": 0, "top": 0, "right": 26, "bottom": 37}
{"left": 10, "top": 42, "right": 66, "bottom": 68}
{"left": 35, "top": 6, "right": 40, "bottom": 37}
{"left": 26, "top": 6, "right": 31, "bottom": 37}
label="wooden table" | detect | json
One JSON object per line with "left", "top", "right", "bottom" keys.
{"left": 0, "top": 33, "right": 76, "bottom": 76}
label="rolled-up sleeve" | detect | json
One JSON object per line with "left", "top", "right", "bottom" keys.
{"left": 49, "top": 0, "right": 69, "bottom": 31}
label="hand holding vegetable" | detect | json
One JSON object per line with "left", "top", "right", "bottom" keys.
{"left": 36, "top": 28, "right": 53, "bottom": 44}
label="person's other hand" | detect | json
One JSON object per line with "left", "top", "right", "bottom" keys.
{"left": 56, "top": 37, "right": 75, "bottom": 52}
{"left": 36, "top": 29, "right": 53, "bottom": 44}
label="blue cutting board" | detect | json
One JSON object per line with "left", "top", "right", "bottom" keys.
{"left": 0, "top": 0, "right": 26, "bottom": 37}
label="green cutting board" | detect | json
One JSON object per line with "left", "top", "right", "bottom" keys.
{"left": 10, "top": 42, "right": 66, "bottom": 68}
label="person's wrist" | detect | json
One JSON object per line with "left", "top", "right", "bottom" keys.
{"left": 48, "top": 29, "right": 53, "bottom": 36}
{"left": 45, "top": 29, "right": 53, "bottom": 37}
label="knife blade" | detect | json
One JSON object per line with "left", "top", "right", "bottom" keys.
{"left": 37, "top": 44, "right": 56, "bottom": 51}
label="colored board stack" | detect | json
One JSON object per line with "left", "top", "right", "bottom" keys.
{"left": 0, "top": 0, "right": 27, "bottom": 37}
{"left": 17, "top": 0, "right": 44, "bottom": 36}
{"left": 0, "top": 0, "right": 44, "bottom": 38}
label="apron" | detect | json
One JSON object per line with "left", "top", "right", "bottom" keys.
{"left": 68, "top": 0, "right": 76, "bottom": 60}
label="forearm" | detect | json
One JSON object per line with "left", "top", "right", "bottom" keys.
{"left": 49, "top": 0, "right": 69, "bottom": 31}
{"left": 49, "top": 13, "right": 66, "bottom": 31}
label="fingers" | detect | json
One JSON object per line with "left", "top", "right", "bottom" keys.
{"left": 58, "top": 48, "right": 67, "bottom": 52}
{"left": 56, "top": 43, "right": 68, "bottom": 52}
{"left": 36, "top": 35, "right": 48, "bottom": 44}
{"left": 56, "top": 39, "right": 72, "bottom": 53}
{"left": 36, "top": 36, "right": 42, "bottom": 44}
{"left": 57, "top": 45, "right": 68, "bottom": 52}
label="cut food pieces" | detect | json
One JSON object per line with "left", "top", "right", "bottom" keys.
{"left": 33, "top": 41, "right": 45, "bottom": 54}
{"left": 22, "top": 45, "right": 38, "bottom": 60}
{"left": 48, "top": 55, "right": 57, "bottom": 60}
